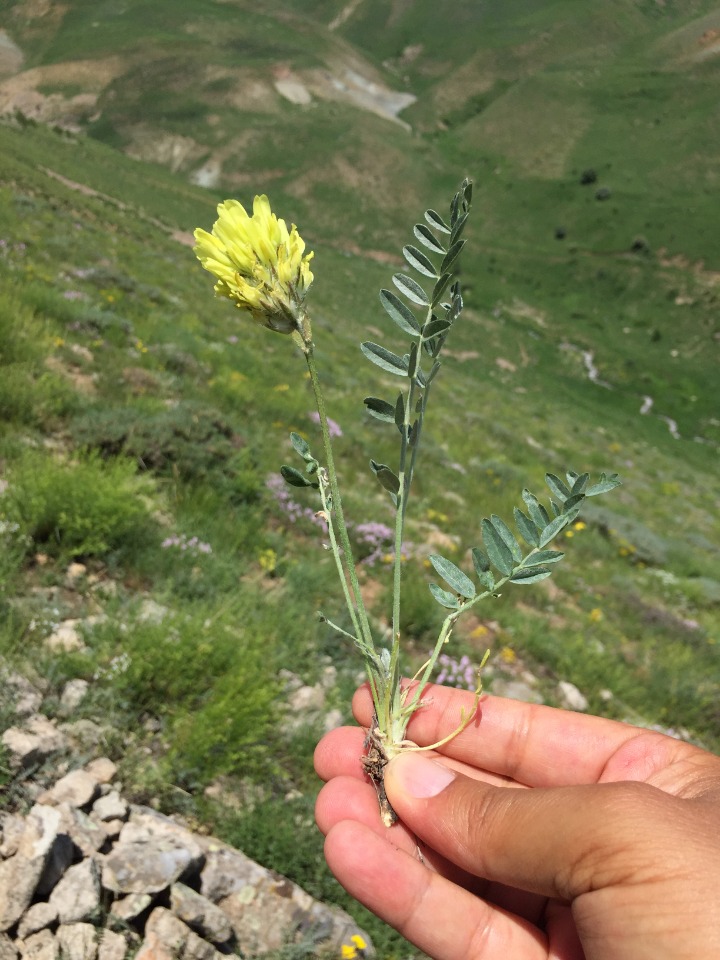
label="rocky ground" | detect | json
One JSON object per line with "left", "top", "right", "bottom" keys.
{"left": 0, "top": 692, "right": 372, "bottom": 960}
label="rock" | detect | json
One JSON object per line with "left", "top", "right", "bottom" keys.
{"left": 18, "top": 930, "right": 58, "bottom": 960}
{"left": 1, "top": 716, "right": 68, "bottom": 768}
{"left": 45, "top": 621, "right": 86, "bottom": 654}
{"left": 288, "top": 684, "right": 325, "bottom": 713}
{"left": 57, "top": 720, "right": 105, "bottom": 752}
{"left": 91, "top": 792, "right": 127, "bottom": 823}
{"left": 169, "top": 883, "right": 233, "bottom": 945}
{"left": 38, "top": 770, "right": 99, "bottom": 809}
{"left": 144, "top": 908, "right": 224, "bottom": 960}
{"left": 84, "top": 759, "right": 117, "bottom": 785}
{"left": 56, "top": 923, "right": 97, "bottom": 960}
{"left": 96, "top": 930, "right": 127, "bottom": 960}
{"left": 0, "top": 933, "right": 19, "bottom": 960}
{"left": 199, "top": 846, "right": 268, "bottom": 903}
{"left": 218, "top": 872, "right": 366, "bottom": 958}
{"left": 557, "top": 680, "right": 589, "bottom": 712}
{"left": 55, "top": 805, "right": 106, "bottom": 858}
{"left": 0, "top": 814, "right": 26, "bottom": 859}
{"left": 16, "top": 903, "right": 58, "bottom": 940}
{"left": 103, "top": 838, "right": 201, "bottom": 895}
{"left": 110, "top": 893, "right": 153, "bottom": 923}
{"left": 49, "top": 859, "right": 101, "bottom": 924}
{"left": 59, "top": 680, "right": 89, "bottom": 715}
{"left": 34, "top": 831, "right": 75, "bottom": 899}
{"left": 64, "top": 563, "right": 87, "bottom": 586}
{"left": 134, "top": 931, "right": 173, "bottom": 960}
{"left": 98, "top": 820, "right": 124, "bottom": 841}
{"left": 323, "top": 708, "right": 344, "bottom": 734}
{"left": 3, "top": 671, "right": 43, "bottom": 717}
{"left": 0, "top": 806, "right": 61, "bottom": 931}
{"left": 490, "top": 679, "right": 544, "bottom": 705}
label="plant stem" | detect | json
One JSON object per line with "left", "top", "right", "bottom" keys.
{"left": 302, "top": 339, "right": 375, "bottom": 655}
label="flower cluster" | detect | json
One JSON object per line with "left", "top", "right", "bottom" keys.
{"left": 309, "top": 410, "right": 343, "bottom": 438}
{"left": 435, "top": 652, "right": 477, "bottom": 691}
{"left": 194, "top": 195, "right": 314, "bottom": 336}
{"left": 266, "top": 473, "right": 327, "bottom": 529}
{"left": 161, "top": 534, "right": 213, "bottom": 556}
{"left": 353, "top": 521, "right": 412, "bottom": 567}
{"left": 340, "top": 935, "right": 368, "bottom": 959}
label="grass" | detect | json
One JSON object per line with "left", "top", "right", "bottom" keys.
{"left": 0, "top": 2, "right": 719, "bottom": 954}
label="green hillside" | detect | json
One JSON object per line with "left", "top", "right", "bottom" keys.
{"left": 1, "top": 2, "right": 719, "bottom": 955}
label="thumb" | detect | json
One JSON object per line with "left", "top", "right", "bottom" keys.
{"left": 384, "top": 750, "right": 676, "bottom": 902}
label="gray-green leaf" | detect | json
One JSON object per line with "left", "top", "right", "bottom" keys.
{"left": 539, "top": 514, "right": 570, "bottom": 547}
{"left": 431, "top": 272, "right": 453, "bottom": 306}
{"left": 393, "top": 273, "right": 430, "bottom": 307}
{"left": 586, "top": 473, "right": 622, "bottom": 496}
{"left": 403, "top": 244, "right": 438, "bottom": 279}
{"left": 471, "top": 547, "right": 495, "bottom": 589}
{"left": 490, "top": 514, "right": 523, "bottom": 563}
{"left": 481, "top": 518, "right": 514, "bottom": 576}
{"left": 521, "top": 549, "right": 564, "bottom": 567}
{"left": 361, "top": 341, "right": 409, "bottom": 376}
{"left": 509, "top": 568, "right": 552, "bottom": 584}
{"left": 513, "top": 507, "right": 540, "bottom": 548}
{"left": 429, "top": 583, "right": 461, "bottom": 609}
{"left": 281, "top": 465, "right": 314, "bottom": 488}
{"left": 429, "top": 554, "right": 476, "bottom": 599}
{"left": 522, "top": 489, "right": 550, "bottom": 529}
{"left": 379, "top": 289, "right": 421, "bottom": 336}
{"left": 414, "top": 223, "right": 446, "bottom": 254}
{"left": 364, "top": 397, "right": 395, "bottom": 422}
{"left": 441, "top": 238, "right": 466, "bottom": 274}
{"left": 425, "top": 209, "right": 451, "bottom": 234}
{"left": 290, "top": 432, "right": 311, "bottom": 460}
{"left": 546, "top": 473, "right": 571, "bottom": 502}
{"left": 370, "top": 460, "right": 400, "bottom": 496}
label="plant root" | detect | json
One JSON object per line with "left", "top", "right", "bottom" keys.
{"left": 361, "top": 717, "right": 398, "bottom": 827}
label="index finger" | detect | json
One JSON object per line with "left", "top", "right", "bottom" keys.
{"left": 351, "top": 682, "right": 651, "bottom": 787}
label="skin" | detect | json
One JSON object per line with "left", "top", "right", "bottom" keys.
{"left": 314, "top": 683, "right": 720, "bottom": 960}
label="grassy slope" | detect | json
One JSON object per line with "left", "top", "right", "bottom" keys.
{"left": 1, "top": 2, "right": 719, "bottom": 955}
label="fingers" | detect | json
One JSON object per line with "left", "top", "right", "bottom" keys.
{"left": 350, "top": 683, "right": 664, "bottom": 787}
{"left": 323, "top": 819, "right": 553, "bottom": 960}
{"left": 383, "top": 750, "right": 682, "bottom": 902}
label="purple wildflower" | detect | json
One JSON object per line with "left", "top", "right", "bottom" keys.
{"left": 309, "top": 411, "right": 343, "bottom": 438}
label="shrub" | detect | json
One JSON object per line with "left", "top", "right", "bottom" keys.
{"left": 71, "top": 401, "right": 253, "bottom": 487}
{"left": 2, "top": 449, "right": 156, "bottom": 559}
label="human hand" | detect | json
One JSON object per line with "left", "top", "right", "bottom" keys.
{"left": 315, "top": 683, "right": 720, "bottom": 960}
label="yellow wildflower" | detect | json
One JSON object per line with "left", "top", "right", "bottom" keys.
{"left": 341, "top": 935, "right": 368, "bottom": 958}
{"left": 573, "top": 521, "right": 587, "bottom": 531}
{"left": 194, "top": 195, "right": 314, "bottom": 337}
{"left": 499, "top": 645, "right": 516, "bottom": 664}
{"left": 589, "top": 607, "right": 603, "bottom": 622}
{"left": 258, "top": 548, "right": 277, "bottom": 574}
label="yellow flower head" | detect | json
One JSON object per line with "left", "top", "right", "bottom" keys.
{"left": 194, "top": 195, "right": 314, "bottom": 336}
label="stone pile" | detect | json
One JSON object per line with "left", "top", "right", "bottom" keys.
{"left": 0, "top": 757, "right": 371, "bottom": 960}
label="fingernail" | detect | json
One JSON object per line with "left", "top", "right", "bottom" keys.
{"left": 387, "top": 752, "right": 456, "bottom": 799}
